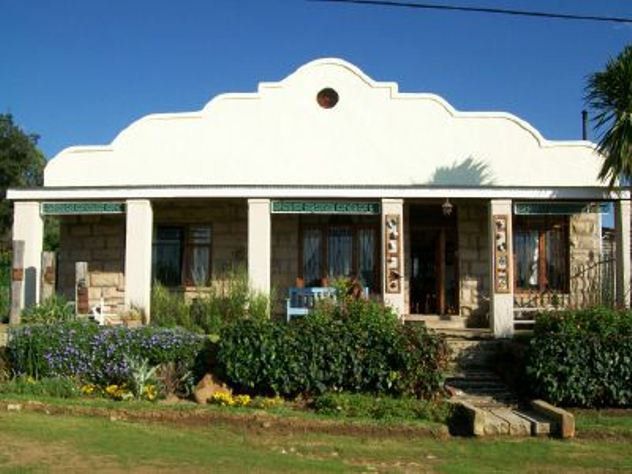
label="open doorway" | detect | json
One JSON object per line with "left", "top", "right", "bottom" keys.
{"left": 409, "top": 204, "right": 458, "bottom": 315}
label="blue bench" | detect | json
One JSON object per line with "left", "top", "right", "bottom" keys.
{"left": 286, "top": 287, "right": 337, "bottom": 322}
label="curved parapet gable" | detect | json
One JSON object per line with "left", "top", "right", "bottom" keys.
{"left": 44, "top": 58, "right": 603, "bottom": 188}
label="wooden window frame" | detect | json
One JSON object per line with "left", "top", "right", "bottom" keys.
{"left": 298, "top": 221, "right": 380, "bottom": 291}
{"left": 154, "top": 224, "right": 213, "bottom": 288}
{"left": 513, "top": 215, "right": 569, "bottom": 294}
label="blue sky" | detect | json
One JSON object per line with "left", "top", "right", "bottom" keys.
{"left": 1, "top": 0, "right": 630, "bottom": 159}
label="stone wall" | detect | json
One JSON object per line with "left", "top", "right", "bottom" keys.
{"left": 271, "top": 215, "right": 299, "bottom": 317}
{"left": 57, "top": 215, "right": 126, "bottom": 313}
{"left": 514, "top": 213, "right": 603, "bottom": 308}
{"left": 153, "top": 199, "right": 248, "bottom": 282}
{"left": 457, "top": 200, "right": 490, "bottom": 326}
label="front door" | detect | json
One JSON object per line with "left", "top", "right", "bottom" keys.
{"left": 409, "top": 205, "right": 458, "bottom": 315}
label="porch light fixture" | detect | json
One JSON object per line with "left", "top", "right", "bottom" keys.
{"left": 442, "top": 198, "right": 453, "bottom": 216}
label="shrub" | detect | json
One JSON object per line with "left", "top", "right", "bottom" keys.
{"left": 151, "top": 267, "right": 270, "bottom": 334}
{"left": 217, "top": 298, "right": 449, "bottom": 398}
{"left": 0, "top": 251, "right": 10, "bottom": 323}
{"left": 0, "top": 375, "right": 80, "bottom": 398}
{"left": 525, "top": 308, "right": 632, "bottom": 407}
{"left": 0, "top": 347, "right": 10, "bottom": 382}
{"left": 21, "top": 295, "right": 75, "bottom": 324}
{"left": 7, "top": 322, "right": 205, "bottom": 388}
{"left": 313, "top": 392, "right": 451, "bottom": 423}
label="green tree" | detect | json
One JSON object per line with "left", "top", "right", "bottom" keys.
{"left": 0, "top": 113, "right": 46, "bottom": 247}
{"left": 585, "top": 44, "right": 632, "bottom": 186}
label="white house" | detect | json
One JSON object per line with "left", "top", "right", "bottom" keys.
{"left": 8, "top": 58, "right": 630, "bottom": 337}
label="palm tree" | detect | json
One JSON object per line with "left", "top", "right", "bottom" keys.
{"left": 585, "top": 45, "right": 632, "bottom": 187}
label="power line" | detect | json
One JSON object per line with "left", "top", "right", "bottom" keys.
{"left": 309, "top": 0, "right": 632, "bottom": 24}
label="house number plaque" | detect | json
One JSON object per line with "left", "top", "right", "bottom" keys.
{"left": 493, "top": 215, "right": 510, "bottom": 293}
{"left": 384, "top": 214, "right": 401, "bottom": 294}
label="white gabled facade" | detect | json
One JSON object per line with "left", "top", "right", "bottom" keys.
{"left": 8, "top": 58, "right": 630, "bottom": 336}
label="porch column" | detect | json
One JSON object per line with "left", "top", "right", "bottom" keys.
{"left": 488, "top": 199, "right": 514, "bottom": 338}
{"left": 382, "top": 198, "right": 406, "bottom": 316}
{"left": 614, "top": 199, "right": 631, "bottom": 308}
{"left": 124, "top": 199, "right": 153, "bottom": 320}
{"left": 248, "top": 198, "right": 271, "bottom": 295}
{"left": 12, "top": 201, "right": 43, "bottom": 312}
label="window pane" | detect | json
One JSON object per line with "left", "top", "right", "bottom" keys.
{"left": 328, "top": 227, "right": 353, "bottom": 280}
{"left": 515, "top": 230, "right": 539, "bottom": 289}
{"left": 190, "top": 226, "right": 211, "bottom": 245}
{"left": 152, "top": 227, "right": 182, "bottom": 286}
{"left": 188, "top": 226, "right": 211, "bottom": 286}
{"left": 358, "top": 229, "right": 376, "bottom": 290}
{"left": 546, "top": 226, "right": 566, "bottom": 291}
{"left": 190, "top": 246, "right": 210, "bottom": 286}
{"left": 303, "top": 228, "right": 322, "bottom": 286}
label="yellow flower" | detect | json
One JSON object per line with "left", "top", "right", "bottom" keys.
{"left": 81, "top": 384, "right": 97, "bottom": 395}
{"left": 142, "top": 384, "right": 157, "bottom": 401}
{"left": 209, "top": 391, "right": 234, "bottom": 406}
{"left": 233, "top": 394, "right": 251, "bottom": 407}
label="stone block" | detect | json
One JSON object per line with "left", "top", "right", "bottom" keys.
{"left": 90, "top": 272, "right": 120, "bottom": 288}
{"left": 93, "top": 248, "right": 122, "bottom": 261}
{"left": 70, "top": 249, "right": 91, "bottom": 261}
{"left": 106, "top": 236, "right": 124, "bottom": 248}
{"left": 93, "top": 224, "right": 122, "bottom": 236}
{"left": 531, "top": 399, "right": 575, "bottom": 439}
{"left": 103, "top": 262, "right": 124, "bottom": 273}
{"left": 71, "top": 225, "right": 92, "bottom": 237}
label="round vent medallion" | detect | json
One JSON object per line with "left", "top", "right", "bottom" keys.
{"left": 316, "top": 88, "right": 339, "bottom": 109}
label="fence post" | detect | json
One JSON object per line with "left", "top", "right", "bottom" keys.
{"left": 40, "top": 251, "right": 56, "bottom": 302}
{"left": 75, "top": 262, "right": 89, "bottom": 314}
{"left": 9, "top": 241, "right": 25, "bottom": 325}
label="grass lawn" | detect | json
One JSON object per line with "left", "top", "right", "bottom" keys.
{"left": 0, "top": 401, "right": 630, "bottom": 473}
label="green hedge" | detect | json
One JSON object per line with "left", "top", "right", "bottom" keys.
{"left": 525, "top": 308, "right": 632, "bottom": 407}
{"left": 216, "top": 299, "right": 449, "bottom": 398}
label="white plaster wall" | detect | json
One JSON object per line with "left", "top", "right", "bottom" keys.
{"left": 45, "top": 58, "right": 602, "bottom": 189}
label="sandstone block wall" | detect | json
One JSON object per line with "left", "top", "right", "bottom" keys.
{"left": 271, "top": 215, "right": 299, "bottom": 317}
{"left": 457, "top": 200, "right": 490, "bottom": 326}
{"left": 153, "top": 199, "right": 248, "bottom": 283}
{"left": 57, "top": 215, "right": 126, "bottom": 313}
{"left": 514, "top": 213, "right": 603, "bottom": 308}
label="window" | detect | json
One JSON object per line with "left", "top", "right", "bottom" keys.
{"left": 300, "top": 222, "right": 379, "bottom": 291}
{"left": 152, "top": 227, "right": 182, "bottom": 286}
{"left": 152, "top": 225, "right": 212, "bottom": 286}
{"left": 513, "top": 216, "right": 568, "bottom": 292}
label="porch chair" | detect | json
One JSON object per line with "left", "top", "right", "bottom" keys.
{"left": 286, "top": 286, "right": 337, "bottom": 322}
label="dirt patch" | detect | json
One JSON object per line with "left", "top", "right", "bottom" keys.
{"left": 0, "top": 400, "right": 449, "bottom": 440}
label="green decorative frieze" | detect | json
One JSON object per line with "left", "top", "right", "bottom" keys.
{"left": 41, "top": 202, "right": 125, "bottom": 215}
{"left": 271, "top": 200, "right": 381, "bottom": 215}
{"left": 514, "top": 202, "right": 609, "bottom": 216}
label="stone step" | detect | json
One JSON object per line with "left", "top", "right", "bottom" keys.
{"left": 446, "top": 338, "right": 502, "bottom": 369}
{"left": 514, "top": 409, "right": 553, "bottom": 436}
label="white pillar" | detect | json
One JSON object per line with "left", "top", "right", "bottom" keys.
{"left": 382, "top": 198, "right": 406, "bottom": 316}
{"left": 124, "top": 199, "right": 153, "bottom": 320}
{"left": 248, "top": 199, "right": 271, "bottom": 295}
{"left": 12, "top": 201, "right": 43, "bottom": 308}
{"left": 489, "top": 199, "right": 514, "bottom": 338}
{"left": 615, "top": 199, "right": 631, "bottom": 308}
